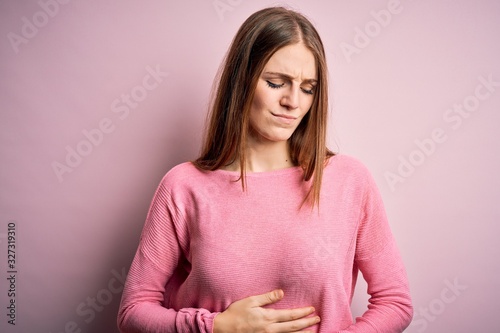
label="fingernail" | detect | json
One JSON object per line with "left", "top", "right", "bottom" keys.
{"left": 315, "top": 316, "right": 321, "bottom": 323}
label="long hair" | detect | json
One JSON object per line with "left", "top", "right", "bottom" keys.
{"left": 193, "top": 6, "right": 334, "bottom": 207}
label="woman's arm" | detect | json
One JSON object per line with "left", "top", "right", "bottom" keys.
{"left": 117, "top": 249, "right": 218, "bottom": 333}
{"left": 340, "top": 240, "right": 413, "bottom": 332}
{"left": 116, "top": 177, "right": 218, "bottom": 332}
{"left": 339, "top": 167, "right": 413, "bottom": 332}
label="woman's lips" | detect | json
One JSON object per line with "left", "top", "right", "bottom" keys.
{"left": 271, "top": 112, "right": 297, "bottom": 124}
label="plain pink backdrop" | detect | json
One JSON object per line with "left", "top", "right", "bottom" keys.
{"left": 1, "top": 1, "right": 499, "bottom": 332}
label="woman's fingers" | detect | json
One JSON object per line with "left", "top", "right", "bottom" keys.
{"left": 247, "top": 289, "right": 284, "bottom": 307}
{"left": 269, "top": 314, "right": 321, "bottom": 333}
{"left": 269, "top": 306, "right": 316, "bottom": 322}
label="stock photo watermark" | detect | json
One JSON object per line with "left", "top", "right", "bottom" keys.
{"left": 339, "top": 0, "right": 404, "bottom": 64}
{"left": 51, "top": 64, "right": 168, "bottom": 183}
{"left": 213, "top": 0, "right": 243, "bottom": 22}
{"left": 6, "top": 0, "right": 74, "bottom": 54}
{"left": 3, "top": 220, "right": 18, "bottom": 326}
{"left": 385, "top": 73, "right": 499, "bottom": 191}
{"left": 49, "top": 267, "right": 127, "bottom": 333}
{"left": 302, "top": 235, "right": 339, "bottom": 272}
{"left": 409, "top": 277, "right": 468, "bottom": 332}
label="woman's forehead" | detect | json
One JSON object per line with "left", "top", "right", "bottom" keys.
{"left": 263, "top": 43, "right": 317, "bottom": 82}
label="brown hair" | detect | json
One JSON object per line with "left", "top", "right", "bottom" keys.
{"left": 193, "top": 6, "right": 334, "bottom": 207}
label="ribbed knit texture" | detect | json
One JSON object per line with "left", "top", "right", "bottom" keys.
{"left": 117, "top": 154, "right": 413, "bottom": 333}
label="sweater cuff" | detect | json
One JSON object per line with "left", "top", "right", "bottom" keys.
{"left": 175, "top": 308, "right": 221, "bottom": 333}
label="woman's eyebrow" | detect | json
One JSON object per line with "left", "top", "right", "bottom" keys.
{"left": 263, "top": 71, "right": 317, "bottom": 84}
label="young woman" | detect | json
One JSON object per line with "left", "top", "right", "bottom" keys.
{"left": 117, "top": 7, "right": 413, "bottom": 333}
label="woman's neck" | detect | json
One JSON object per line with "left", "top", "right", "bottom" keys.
{"left": 245, "top": 139, "right": 293, "bottom": 172}
{"left": 222, "top": 137, "right": 294, "bottom": 173}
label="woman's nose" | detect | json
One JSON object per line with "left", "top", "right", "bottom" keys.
{"left": 280, "top": 87, "right": 299, "bottom": 110}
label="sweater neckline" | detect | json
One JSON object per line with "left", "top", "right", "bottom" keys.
{"left": 212, "top": 165, "right": 303, "bottom": 178}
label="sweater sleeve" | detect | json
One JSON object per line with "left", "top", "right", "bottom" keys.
{"left": 340, "top": 168, "right": 413, "bottom": 332}
{"left": 117, "top": 177, "right": 219, "bottom": 333}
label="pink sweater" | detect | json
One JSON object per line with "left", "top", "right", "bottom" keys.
{"left": 117, "top": 154, "right": 413, "bottom": 332}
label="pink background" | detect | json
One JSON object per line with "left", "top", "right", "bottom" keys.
{"left": 1, "top": 1, "right": 499, "bottom": 332}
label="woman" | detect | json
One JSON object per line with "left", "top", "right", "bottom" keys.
{"left": 117, "top": 6, "right": 413, "bottom": 333}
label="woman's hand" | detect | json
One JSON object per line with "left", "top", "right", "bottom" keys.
{"left": 213, "top": 289, "right": 320, "bottom": 333}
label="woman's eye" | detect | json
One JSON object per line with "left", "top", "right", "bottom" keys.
{"left": 266, "top": 80, "right": 284, "bottom": 89}
{"left": 301, "top": 87, "right": 315, "bottom": 95}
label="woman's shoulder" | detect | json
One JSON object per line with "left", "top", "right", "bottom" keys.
{"left": 326, "top": 153, "right": 371, "bottom": 175}
{"left": 159, "top": 162, "right": 207, "bottom": 187}
{"left": 324, "top": 153, "right": 376, "bottom": 188}
{"left": 148, "top": 162, "right": 219, "bottom": 204}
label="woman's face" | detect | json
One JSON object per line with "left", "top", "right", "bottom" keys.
{"left": 248, "top": 42, "right": 317, "bottom": 144}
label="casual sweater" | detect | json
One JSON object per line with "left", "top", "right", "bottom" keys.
{"left": 117, "top": 154, "right": 413, "bottom": 333}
